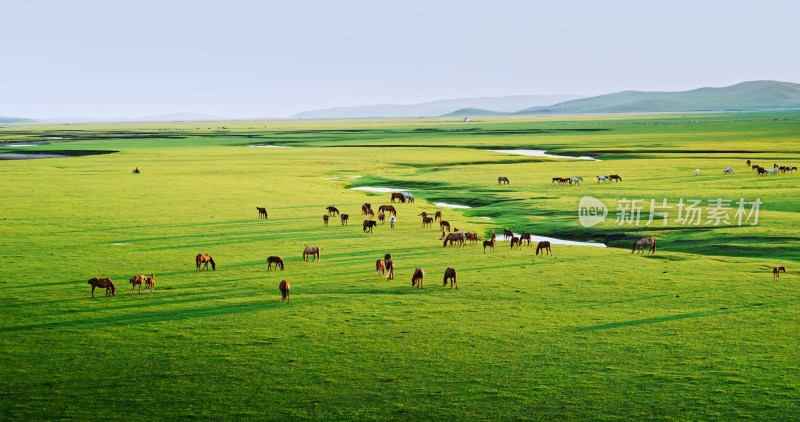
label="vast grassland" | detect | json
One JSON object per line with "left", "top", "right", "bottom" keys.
{"left": 1, "top": 113, "right": 799, "bottom": 420}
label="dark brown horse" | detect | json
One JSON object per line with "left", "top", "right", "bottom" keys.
{"left": 434, "top": 211, "right": 442, "bottom": 221}
{"left": 323, "top": 214, "right": 329, "bottom": 227}
{"left": 145, "top": 273, "right": 155, "bottom": 294}
{"left": 363, "top": 219, "right": 377, "bottom": 233}
{"left": 498, "top": 176, "right": 510, "bottom": 185}
{"left": 378, "top": 205, "right": 397, "bottom": 216}
{"left": 256, "top": 207, "right": 268, "bottom": 219}
{"left": 88, "top": 277, "right": 115, "bottom": 297}
{"left": 502, "top": 228, "right": 513, "bottom": 241}
{"left": 362, "top": 203, "right": 372, "bottom": 215}
{"left": 774, "top": 266, "right": 786, "bottom": 281}
{"left": 422, "top": 216, "right": 433, "bottom": 228}
{"left": 303, "top": 246, "right": 320, "bottom": 262}
{"left": 340, "top": 214, "right": 349, "bottom": 225}
{"left": 418, "top": 211, "right": 428, "bottom": 219}
{"left": 520, "top": 232, "right": 532, "bottom": 246}
{"left": 632, "top": 237, "right": 656, "bottom": 254}
{"left": 267, "top": 256, "right": 284, "bottom": 271}
{"left": 510, "top": 236, "right": 522, "bottom": 250}
{"left": 412, "top": 268, "right": 424, "bottom": 288}
{"left": 326, "top": 206, "right": 339, "bottom": 216}
{"left": 440, "top": 220, "right": 451, "bottom": 232}
{"left": 466, "top": 232, "right": 479, "bottom": 245}
{"left": 130, "top": 274, "right": 146, "bottom": 295}
{"left": 482, "top": 238, "right": 495, "bottom": 253}
{"left": 376, "top": 259, "right": 386, "bottom": 276}
{"left": 279, "top": 280, "right": 290, "bottom": 302}
{"left": 443, "top": 232, "right": 466, "bottom": 248}
{"left": 385, "top": 254, "right": 394, "bottom": 280}
{"left": 536, "top": 241, "right": 552, "bottom": 256}
{"left": 608, "top": 175, "right": 622, "bottom": 182}
{"left": 443, "top": 268, "right": 458, "bottom": 288}
{"left": 390, "top": 192, "right": 405, "bottom": 203}
{"left": 746, "top": 159, "right": 751, "bottom": 167}
{"left": 196, "top": 254, "right": 216, "bottom": 271}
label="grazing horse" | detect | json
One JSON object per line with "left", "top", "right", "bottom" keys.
{"left": 632, "top": 237, "right": 656, "bottom": 254}
{"left": 390, "top": 192, "right": 405, "bottom": 203}
{"left": 323, "top": 214, "right": 329, "bottom": 227}
{"left": 279, "top": 280, "right": 290, "bottom": 302}
{"left": 196, "top": 254, "right": 216, "bottom": 271}
{"left": 482, "top": 238, "right": 495, "bottom": 253}
{"left": 723, "top": 167, "right": 734, "bottom": 175}
{"left": 502, "top": 228, "right": 513, "bottom": 241}
{"left": 411, "top": 268, "right": 424, "bottom": 288}
{"left": 378, "top": 212, "right": 386, "bottom": 224}
{"left": 378, "top": 205, "right": 397, "bottom": 216}
{"left": 466, "top": 232, "right": 479, "bottom": 245}
{"left": 569, "top": 177, "right": 583, "bottom": 185}
{"left": 520, "top": 232, "right": 532, "bottom": 246}
{"left": 752, "top": 164, "right": 761, "bottom": 171}
{"left": 536, "top": 241, "right": 552, "bottom": 256}
{"left": 422, "top": 216, "right": 434, "bottom": 228}
{"left": 326, "top": 206, "right": 339, "bottom": 216}
{"left": 596, "top": 175, "right": 609, "bottom": 183}
{"left": 267, "top": 256, "right": 284, "bottom": 271}
{"left": 88, "top": 277, "right": 115, "bottom": 297}
{"left": 498, "top": 176, "right": 510, "bottom": 185}
{"left": 362, "top": 204, "right": 371, "bottom": 216}
{"left": 303, "top": 246, "right": 320, "bottom": 262}
{"left": 766, "top": 168, "right": 779, "bottom": 175}
{"left": 789, "top": 166, "right": 798, "bottom": 173}
{"left": 510, "top": 236, "right": 522, "bottom": 250}
{"left": 257, "top": 207, "right": 268, "bottom": 219}
{"left": 145, "top": 273, "right": 155, "bottom": 294}
{"left": 440, "top": 220, "right": 451, "bottom": 233}
{"left": 365, "top": 208, "right": 375, "bottom": 218}
{"left": 434, "top": 211, "right": 442, "bottom": 221}
{"left": 757, "top": 167, "right": 767, "bottom": 176}
{"left": 363, "top": 219, "right": 377, "bottom": 233}
{"left": 129, "top": 274, "right": 146, "bottom": 295}
{"left": 443, "top": 268, "right": 458, "bottom": 288}
{"left": 375, "top": 259, "right": 386, "bottom": 276}
{"left": 608, "top": 175, "right": 622, "bottom": 182}
{"left": 340, "top": 214, "right": 349, "bottom": 225}
{"left": 444, "top": 232, "right": 466, "bottom": 248}
{"left": 774, "top": 266, "right": 786, "bottom": 281}
{"left": 402, "top": 193, "right": 415, "bottom": 203}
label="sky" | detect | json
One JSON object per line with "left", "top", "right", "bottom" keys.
{"left": 2, "top": 0, "right": 798, "bottom": 119}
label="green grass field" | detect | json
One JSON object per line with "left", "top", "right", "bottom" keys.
{"left": 1, "top": 113, "right": 799, "bottom": 420}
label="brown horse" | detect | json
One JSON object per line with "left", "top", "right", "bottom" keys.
{"left": 746, "top": 159, "right": 751, "bottom": 167}
{"left": 362, "top": 203, "right": 372, "bottom": 215}
{"left": 502, "top": 228, "right": 513, "bottom": 241}
{"left": 608, "top": 175, "right": 622, "bottom": 182}
{"left": 385, "top": 254, "right": 394, "bottom": 280}
{"left": 88, "top": 277, "right": 115, "bottom": 297}
{"left": 267, "top": 256, "right": 284, "bottom": 271}
{"left": 536, "top": 241, "right": 552, "bottom": 256}
{"left": 443, "top": 268, "right": 458, "bottom": 288}
{"left": 422, "top": 216, "right": 434, "bottom": 228}
{"left": 326, "top": 206, "right": 339, "bottom": 216}
{"left": 378, "top": 212, "right": 386, "bottom": 224}
{"left": 440, "top": 220, "right": 451, "bottom": 232}
{"left": 443, "top": 232, "right": 466, "bottom": 248}
{"left": 774, "top": 266, "right": 786, "bottom": 281}
{"left": 129, "top": 274, "right": 146, "bottom": 294}
{"left": 376, "top": 259, "right": 386, "bottom": 276}
{"left": 465, "top": 232, "right": 479, "bottom": 245}
{"left": 257, "top": 207, "right": 268, "bottom": 219}
{"left": 196, "top": 254, "right": 216, "bottom": 271}
{"left": 323, "top": 214, "right": 329, "bottom": 227}
{"left": 366, "top": 208, "right": 375, "bottom": 218}
{"left": 510, "top": 236, "right": 522, "bottom": 250}
{"left": 303, "top": 246, "right": 320, "bottom": 262}
{"left": 491, "top": 229, "right": 496, "bottom": 240}
{"left": 340, "top": 214, "right": 349, "bottom": 225}
{"left": 632, "top": 237, "right": 656, "bottom": 254}
{"left": 390, "top": 192, "right": 405, "bottom": 203}
{"left": 434, "top": 211, "right": 442, "bottom": 221}
{"left": 378, "top": 205, "right": 397, "bottom": 216}
{"left": 145, "top": 273, "right": 155, "bottom": 294}
{"left": 279, "top": 280, "right": 290, "bottom": 302}
{"left": 482, "top": 238, "right": 496, "bottom": 253}
{"left": 498, "top": 176, "right": 510, "bottom": 185}
{"left": 412, "top": 268, "right": 424, "bottom": 288}
{"left": 418, "top": 211, "right": 428, "bottom": 219}
{"left": 363, "top": 219, "right": 377, "bottom": 233}
{"left": 520, "top": 232, "right": 532, "bottom": 246}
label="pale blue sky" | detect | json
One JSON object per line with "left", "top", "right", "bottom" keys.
{"left": 2, "top": 0, "right": 798, "bottom": 119}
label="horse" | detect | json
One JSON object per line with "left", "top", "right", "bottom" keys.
{"left": 482, "top": 238, "right": 495, "bottom": 253}
{"left": 536, "top": 241, "right": 552, "bottom": 256}
{"left": 569, "top": 177, "right": 583, "bottom": 186}
{"left": 411, "top": 268, "right": 424, "bottom": 288}
{"left": 434, "top": 211, "right": 442, "bottom": 221}
{"left": 279, "top": 280, "right": 290, "bottom": 302}
{"left": 443, "top": 268, "right": 458, "bottom": 288}
{"left": 340, "top": 214, "right": 349, "bottom": 225}
{"left": 491, "top": 229, "right": 496, "bottom": 241}
{"left": 723, "top": 167, "right": 734, "bottom": 175}
{"left": 510, "top": 236, "right": 522, "bottom": 250}
{"left": 303, "top": 246, "right": 320, "bottom": 262}
{"left": 378, "top": 205, "right": 397, "bottom": 216}
{"left": 422, "top": 216, "right": 433, "bottom": 228}
{"left": 418, "top": 211, "right": 428, "bottom": 219}
{"left": 326, "top": 206, "right": 339, "bottom": 216}
{"left": 88, "top": 277, "right": 115, "bottom": 297}
{"left": 267, "top": 256, "right": 284, "bottom": 271}
{"left": 746, "top": 159, "right": 751, "bottom": 167}
{"left": 752, "top": 164, "right": 761, "bottom": 171}
{"left": 363, "top": 219, "right": 377, "bottom": 233}
{"left": 465, "top": 232, "right": 479, "bottom": 245}
{"left": 498, "top": 176, "right": 510, "bottom": 185}
{"left": 375, "top": 259, "right": 386, "bottom": 276}
{"left": 129, "top": 274, "right": 146, "bottom": 294}
{"left": 632, "top": 237, "right": 656, "bottom": 254}
{"left": 361, "top": 204, "right": 371, "bottom": 216}
{"left": 366, "top": 208, "right": 375, "bottom": 218}
{"left": 378, "top": 212, "right": 386, "bottom": 224}
{"left": 757, "top": 167, "right": 767, "bottom": 176}
{"left": 256, "top": 207, "right": 268, "bottom": 219}
{"left": 766, "top": 168, "right": 779, "bottom": 175}
{"left": 443, "top": 232, "right": 466, "bottom": 248}
{"left": 608, "top": 174, "right": 622, "bottom": 182}
{"left": 390, "top": 192, "right": 405, "bottom": 203}
{"left": 520, "top": 232, "right": 532, "bottom": 246}
{"left": 502, "top": 228, "right": 513, "bottom": 241}
{"left": 145, "top": 273, "right": 155, "bottom": 294}
{"left": 596, "top": 175, "right": 609, "bottom": 183}
{"left": 323, "top": 214, "right": 329, "bottom": 227}
{"left": 402, "top": 193, "right": 415, "bottom": 203}
{"left": 196, "top": 254, "right": 216, "bottom": 271}
{"left": 789, "top": 166, "right": 798, "bottom": 173}
{"left": 440, "top": 220, "right": 451, "bottom": 233}
{"left": 385, "top": 256, "right": 395, "bottom": 280}
{"left": 774, "top": 266, "right": 786, "bottom": 281}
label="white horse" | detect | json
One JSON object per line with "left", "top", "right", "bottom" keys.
{"left": 766, "top": 168, "right": 779, "bottom": 175}
{"left": 596, "top": 175, "right": 609, "bottom": 183}
{"left": 723, "top": 167, "right": 734, "bottom": 174}
{"left": 695, "top": 169, "right": 700, "bottom": 176}
{"left": 569, "top": 177, "right": 583, "bottom": 186}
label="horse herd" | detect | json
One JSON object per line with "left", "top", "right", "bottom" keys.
{"left": 744, "top": 159, "right": 797, "bottom": 176}
{"left": 551, "top": 175, "right": 622, "bottom": 186}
